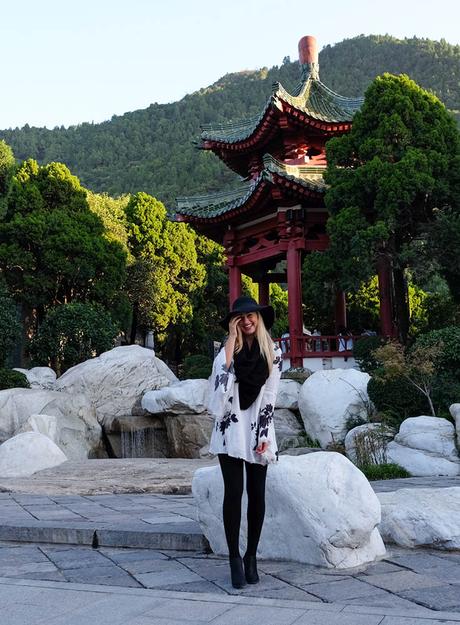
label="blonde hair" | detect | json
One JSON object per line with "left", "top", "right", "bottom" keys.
{"left": 234, "top": 312, "right": 274, "bottom": 373}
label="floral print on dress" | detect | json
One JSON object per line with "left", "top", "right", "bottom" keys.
{"left": 219, "top": 409, "right": 238, "bottom": 435}
{"left": 214, "top": 362, "right": 233, "bottom": 393}
{"left": 258, "top": 402, "right": 274, "bottom": 440}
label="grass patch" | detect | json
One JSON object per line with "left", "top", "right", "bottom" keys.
{"left": 360, "top": 463, "right": 412, "bottom": 481}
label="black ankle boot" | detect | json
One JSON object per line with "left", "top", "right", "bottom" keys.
{"left": 229, "top": 556, "right": 246, "bottom": 589}
{"left": 243, "top": 553, "right": 259, "bottom": 584}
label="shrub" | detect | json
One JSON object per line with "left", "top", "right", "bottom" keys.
{"left": 352, "top": 426, "right": 393, "bottom": 467}
{"left": 183, "top": 354, "right": 212, "bottom": 379}
{"left": 359, "top": 463, "right": 411, "bottom": 481}
{"left": 413, "top": 326, "right": 460, "bottom": 415}
{"left": 353, "top": 335, "right": 386, "bottom": 374}
{"left": 345, "top": 415, "right": 367, "bottom": 432}
{"left": 368, "top": 372, "right": 428, "bottom": 427}
{"left": 0, "top": 368, "right": 30, "bottom": 390}
{"left": 28, "top": 302, "right": 118, "bottom": 375}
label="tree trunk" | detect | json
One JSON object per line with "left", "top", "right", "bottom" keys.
{"left": 392, "top": 266, "right": 410, "bottom": 344}
{"left": 129, "top": 302, "right": 139, "bottom": 345}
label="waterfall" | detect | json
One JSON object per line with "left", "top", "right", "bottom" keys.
{"left": 120, "top": 426, "right": 155, "bottom": 458}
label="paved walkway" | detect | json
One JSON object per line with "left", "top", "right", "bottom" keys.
{"left": 1, "top": 477, "right": 460, "bottom": 623}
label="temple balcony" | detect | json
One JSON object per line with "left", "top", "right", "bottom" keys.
{"left": 273, "top": 334, "right": 360, "bottom": 372}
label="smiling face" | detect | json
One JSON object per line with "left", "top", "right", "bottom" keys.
{"left": 237, "top": 311, "right": 259, "bottom": 336}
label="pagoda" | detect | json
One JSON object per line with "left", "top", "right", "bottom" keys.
{"left": 176, "top": 36, "right": 393, "bottom": 367}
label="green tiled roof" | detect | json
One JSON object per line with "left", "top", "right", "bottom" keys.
{"left": 200, "top": 65, "right": 363, "bottom": 144}
{"left": 176, "top": 155, "right": 326, "bottom": 220}
{"left": 176, "top": 183, "right": 257, "bottom": 219}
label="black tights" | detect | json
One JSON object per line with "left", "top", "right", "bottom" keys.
{"left": 218, "top": 453, "right": 267, "bottom": 558}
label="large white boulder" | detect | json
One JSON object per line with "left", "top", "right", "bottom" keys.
{"left": 55, "top": 345, "right": 177, "bottom": 421}
{"left": 0, "top": 432, "right": 67, "bottom": 477}
{"left": 378, "top": 487, "right": 460, "bottom": 549}
{"left": 450, "top": 404, "right": 460, "bottom": 446}
{"left": 0, "top": 389, "right": 103, "bottom": 459}
{"left": 274, "top": 409, "right": 305, "bottom": 451}
{"left": 395, "top": 416, "right": 459, "bottom": 460}
{"left": 192, "top": 452, "right": 385, "bottom": 568}
{"left": 298, "top": 369, "right": 371, "bottom": 448}
{"left": 275, "top": 379, "right": 301, "bottom": 411}
{"left": 142, "top": 379, "right": 208, "bottom": 415}
{"left": 386, "top": 416, "right": 460, "bottom": 477}
{"left": 345, "top": 423, "right": 394, "bottom": 465}
{"left": 15, "top": 413, "right": 59, "bottom": 442}
{"left": 386, "top": 443, "right": 460, "bottom": 476}
{"left": 13, "top": 367, "right": 56, "bottom": 389}
{"left": 165, "top": 412, "right": 215, "bottom": 459}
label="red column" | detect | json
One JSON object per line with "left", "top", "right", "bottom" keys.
{"left": 258, "top": 280, "right": 270, "bottom": 306}
{"left": 334, "top": 291, "right": 347, "bottom": 332}
{"left": 377, "top": 255, "right": 395, "bottom": 338}
{"left": 228, "top": 265, "right": 241, "bottom": 307}
{"left": 287, "top": 242, "right": 303, "bottom": 367}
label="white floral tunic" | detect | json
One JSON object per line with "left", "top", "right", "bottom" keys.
{"left": 207, "top": 343, "right": 283, "bottom": 465}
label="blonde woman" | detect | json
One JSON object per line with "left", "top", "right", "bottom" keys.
{"left": 208, "top": 296, "right": 282, "bottom": 589}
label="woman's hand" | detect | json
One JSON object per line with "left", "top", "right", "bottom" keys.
{"left": 256, "top": 441, "right": 268, "bottom": 454}
{"left": 228, "top": 315, "right": 240, "bottom": 338}
{"left": 225, "top": 316, "right": 240, "bottom": 369}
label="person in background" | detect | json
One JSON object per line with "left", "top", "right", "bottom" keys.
{"left": 338, "top": 326, "right": 354, "bottom": 351}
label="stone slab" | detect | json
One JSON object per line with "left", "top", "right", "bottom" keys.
{"left": 0, "top": 458, "right": 218, "bottom": 495}
{"left": 96, "top": 527, "right": 208, "bottom": 550}
{"left": 0, "top": 523, "right": 95, "bottom": 545}
{"left": 363, "top": 570, "right": 444, "bottom": 592}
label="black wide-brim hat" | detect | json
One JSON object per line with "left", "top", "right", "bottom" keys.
{"left": 220, "top": 296, "right": 275, "bottom": 331}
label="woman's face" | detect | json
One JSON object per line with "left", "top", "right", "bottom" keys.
{"left": 237, "top": 312, "right": 258, "bottom": 336}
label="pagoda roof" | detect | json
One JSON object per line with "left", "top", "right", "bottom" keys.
{"left": 199, "top": 65, "right": 363, "bottom": 147}
{"left": 175, "top": 155, "right": 326, "bottom": 223}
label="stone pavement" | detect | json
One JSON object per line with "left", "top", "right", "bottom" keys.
{"left": 0, "top": 477, "right": 457, "bottom": 550}
{"left": 1, "top": 476, "right": 460, "bottom": 623}
{"left": 3, "top": 567, "right": 460, "bottom": 625}
{"left": 0, "top": 492, "right": 207, "bottom": 550}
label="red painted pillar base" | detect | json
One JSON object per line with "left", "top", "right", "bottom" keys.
{"left": 334, "top": 291, "right": 347, "bottom": 332}
{"left": 287, "top": 243, "right": 303, "bottom": 368}
{"left": 258, "top": 280, "right": 270, "bottom": 307}
{"left": 377, "top": 255, "right": 395, "bottom": 338}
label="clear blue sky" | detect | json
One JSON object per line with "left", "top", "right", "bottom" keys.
{"left": 1, "top": 0, "right": 459, "bottom": 129}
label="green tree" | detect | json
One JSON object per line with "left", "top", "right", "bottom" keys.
{"left": 0, "top": 279, "right": 21, "bottom": 366}
{"left": 28, "top": 302, "right": 118, "bottom": 375}
{"left": 0, "top": 140, "right": 15, "bottom": 217}
{"left": 311, "top": 73, "right": 460, "bottom": 341}
{"left": 269, "top": 283, "right": 288, "bottom": 338}
{"left": 0, "top": 160, "right": 127, "bottom": 334}
{"left": 429, "top": 209, "right": 460, "bottom": 302}
{"left": 125, "top": 192, "right": 205, "bottom": 351}
{"left": 175, "top": 235, "right": 228, "bottom": 358}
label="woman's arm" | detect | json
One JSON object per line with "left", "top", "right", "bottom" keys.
{"left": 256, "top": 343, "right": 283, "bottom": 449}
{"left": 207, "top": 327, "right": 238, "bottom": 419}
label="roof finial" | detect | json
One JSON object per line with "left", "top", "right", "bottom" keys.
{"left": 298, "top": 35, "right": 319, "bottom": 79}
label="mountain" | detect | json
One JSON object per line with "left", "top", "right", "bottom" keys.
{"left": 1, "top": 35, "right": 459, "bottom": 210}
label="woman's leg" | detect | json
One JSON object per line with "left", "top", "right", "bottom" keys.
{"left": 218, "top": 453, "right": 244, "bottom": 557}
{"left": 244, "top": 461, "right": 268, "bottom": 556}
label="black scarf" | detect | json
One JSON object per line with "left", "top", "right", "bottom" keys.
{"left": 233, "top": 338, "right": 269, "bottom": 410}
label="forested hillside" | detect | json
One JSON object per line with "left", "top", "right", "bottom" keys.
{"left": 1, "top": 35, "right": 459, "bottom": 210}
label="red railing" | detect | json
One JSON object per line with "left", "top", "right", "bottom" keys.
{"left": 273, "top": 334, "right": 360, "bottom": 359}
